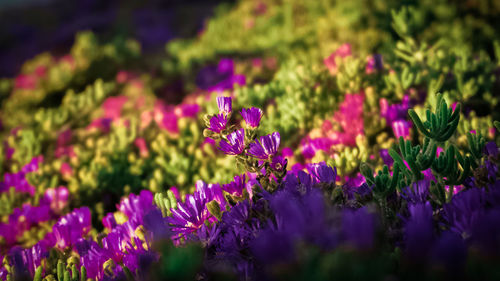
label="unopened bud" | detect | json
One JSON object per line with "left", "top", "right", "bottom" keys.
{"left": 207, "top": 200, "right": 222, "bottom": 220}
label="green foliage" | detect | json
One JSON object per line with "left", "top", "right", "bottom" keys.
{"left": 361, "top": 94, "right": 486, "bottom": 206}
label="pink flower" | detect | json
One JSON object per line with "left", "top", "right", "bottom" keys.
{"left": 116, "top": 71, "right": 136, "bottom": 83}
{"left": 59, "top": 55, "right": 76, "bottom": 70}
{"left": 161, "top": 112, "right": 179, "bottom": 134}
{"left": 281, "top": 147, "right": 294, "bottom": 157}
{"left": 140, "top": 111, "right": 154, "bottom": 129}
{"left": 14, "top": 74, "right": 37, "bottom": 90}
{"left": 60, "top": 162, "right": 73, "bottom": 178}
{"left": 392, "top": 120, "right": 411, "bottom": 139}
{"left": 134, "top": 138, "right": 149, "bottom": 157}
{"left": 57, "top": 129, "right": 72, "bottom": 147}
{"left": 174, "top": 104, "right": 200, "bottom": 118}
{"left": 42, "top": 187, "right": 69, "bottom": 213}
{"left": 102, "top": 96, "right": 128, "bottom": 119}
{"left": 34, "top": 66, "right": 47, "bottom": 78}
{"left": 324, "top": 43, "right": 352, "bottom": 75}
{"left": 169, "top": 187, "right": 180, "bottom": 200}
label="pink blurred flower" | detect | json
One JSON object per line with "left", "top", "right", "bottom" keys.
{"left": 392, "top": 120, "right": 411, "bottom": 139}
{"left": 116, "top": 71, "right": 137, "bottom": 83}
{"left": 42, "top": 187, "right": 69, "bottom": 213}
{"left": 169, "top": 187, "right": 180, "bottom": 200}
{"left": 134, "top": 138, "right": 149, "bottom": 157}
{"left": 59, "top": 55, "right": 76, "bottom": 70}
{"left": 102, "top": 96, "right": 128, "bottom": 119}
{"left": 161, "top": 112, "right": 179, "bottom": 134}
{"left": 174, "top": 104, "right": 200, "bottom": 118}
{"left": 281, "top": 147, "right": 294, "bottom": 157}
{"left": 324, "top": 43, "right": 352, "bottom": 75}
{"left": 14, "top": 74, "right": 37, "bottom": 90}
{"left": 60, "top": 162, "right": 73, "bottom": 178}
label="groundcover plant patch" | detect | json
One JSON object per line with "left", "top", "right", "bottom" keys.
{"left": 1, "top": 0, "right": 500, "bottom": 280}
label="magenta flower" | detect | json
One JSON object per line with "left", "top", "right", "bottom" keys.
{"left": 102, "top": 213, "right": 117, "bottom": 230}
{"left": 247, "top": 132, "right": 280, "bottom": 160}
{"left": 60, "top": 162, "right": 73, "bottom": 178}
{"left": 392, "top": 120, "right": 411, "bottom": 139}
{"left": 175, "top": 104, "right": 200, "bottom": 118}
{"left": 161, "top": 112, "right": 179, "bottom": 134}
{"left": 241, "top": 107, "right": 263, "bottom": 128}
{"left": 219, "top": 128, "right": 245, "bottom": 155}
{"left": 217, "top": 96, "right": 232, "bottom": 115}
{"left": 102, "top": 96, "right": 128, "bottom": 119}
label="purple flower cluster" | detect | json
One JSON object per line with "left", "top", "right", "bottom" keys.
{"left": 192, "top": 162, "right": 378, "bottom": 278}
{"left": 168, "top": 181, "right": 226, "bottom": 243}
{"left": 380, "top": 95, "right": 412, "bottom": 139}
{"left": 196, "top": 59, "right": 246, "bottom": 92}
{"left": 0, "top": 156, "right": 43, "bottom": 195}
{"left": 219, "top": 128, "right": 245, "bottom": 155}
{"left": 76, "top": 190, "right": 158, "bottom": 280}
{"left": 2, "top": 207, "right": 90, "bottom": 278}
{"left": 0, "top": 186, "right": 69, "bottom": 246}
{"left": 241, "top": 107, "right": 263, "bottom": 129}
{"left": 247, "top": 132, "right": 280, "bottom": 160}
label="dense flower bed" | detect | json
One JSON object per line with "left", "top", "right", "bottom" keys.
{"left": 1, "top": 0, "right": 500, "bottom": 280}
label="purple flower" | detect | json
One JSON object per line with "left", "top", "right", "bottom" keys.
{"left": 0, "top": 156, "right": 42, "bottom": 195}
{"left": 484, "top": 141, "right": 498, "bottom": 157}
{"left": 118, "top": 190, "right": 154, "bottom": 224}
{"left": 222, "top": 174, "right": 246, "bottom": 197}
{"left": 442, "top": 188, "right": 485, "bottom": 238}
{"left": 51, "top": 207, "right": 91, "bottom": 249}
{"left": 241, "top": 107, "right": 263, "bottom": 128}
{"left": 207, "top": 113, "right": 228, "bottom": 133}
{"left": 250, "top": 229, "right": 294, "bottom": 265}
{"left": 380, "top": 95, "right": 410, "bottom": 124}
{"left": 168, "top": 181, "right": 225, "bottom": 242}
{"left": 307, "top": 162, "right": 337, "bottom": 184}
{"left": 470, "top": 207, "right": 500, "bottom": 256}
{"left": 219, "top": 128, "right": 245, "bottom": 155}
{"left": 401, "top": 180, "right": 430, "bottom": 204}
{"left": 143, "top": 209, "right": 171, "bottom": 240}
{"left": 122, "top": 237, "right": 158, "bottom": 276}
{"left": 403, "top": 202, "right": 434, "bottom": 260}
{"left": 431, "top": 231, "right": 467, "bottom": 272}
{"left": 270, "top": 155, "right": 287, "bottom": 172}
{"left": 379, "top": 149, "right": 393, "bottom": 167}
{"left": 102, "top": 213, "right": 117, "bottom": 230}
{"left": 247, "top": 132, "right": 280, "bottom": 160}
{"left": 102, "top": 231, "right": 127, "bottom": 263}
{"left": 197, "top": 59, "right": 244, "bottom": 92}
{"left": 342, "top": 207, "right": 376, "bottom": 250}
{"left": 217, "top": 96, "right": 232, "bottom": 115}
{"left": 8, "top": 242, "right": 48, "bottom": 278}
{"left": 78, "top": 240, "right": 114, "bottom": 280}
